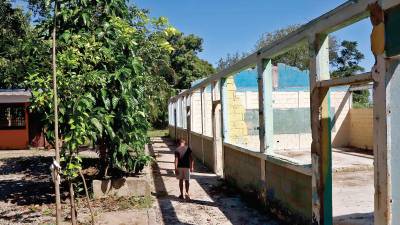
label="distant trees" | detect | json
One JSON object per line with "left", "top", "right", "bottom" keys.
{"left": 0, "top": 0, "right": 31, "bottom": 88}
{"left": 147, "top": 32, "right": 214, "bottom": 128}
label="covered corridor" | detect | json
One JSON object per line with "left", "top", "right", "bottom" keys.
{"left": 150, "top": 137, "right": 280, "bottom": 225}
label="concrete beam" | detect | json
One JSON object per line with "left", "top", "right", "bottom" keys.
{"left": 317, "top": 72, "right": 372, "bottom": 88}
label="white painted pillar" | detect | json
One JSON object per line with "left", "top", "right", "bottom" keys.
{"left": 200, "top": 87, "right": 205, "bottom": 164}
{"left": 257, "top": 58, "right": 274, "bottom": 153}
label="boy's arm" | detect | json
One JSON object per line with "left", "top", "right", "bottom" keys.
{"left": 190, "top": 155, "right": 194, "bottom": 172}
{"left": 174, "top": 154, "right": 179, "bottom": 174}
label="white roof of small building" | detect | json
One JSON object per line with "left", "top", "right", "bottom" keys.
{"left": 0, "top": 89, "right": 31, "bottom": 103}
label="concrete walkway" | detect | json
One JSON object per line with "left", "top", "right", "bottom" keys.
{"left": 149, "top": 137, "right": 280, "bottom": 225}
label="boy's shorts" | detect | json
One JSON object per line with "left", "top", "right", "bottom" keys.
{"left": 176, "top": 168, "right": 190, "bottom": 180}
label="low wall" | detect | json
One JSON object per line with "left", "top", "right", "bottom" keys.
{"left": 175, "top": 127, "right": 188, "bottom": 142}
{"left": 224, "top": 144, "right": 262, "bottom": 191}
{"left": 203, "top": 136, "right": 214, "bottom": 171}
{"left": 265, "top": 158, "right": 311, "bottom": 219}
{"left": 349, "top": 108, "right": 373, "bottom": 150}
{"left": 0, "top": 129, "right": 29, "bottom": 149}
{"left": 224, "top": 143, "right": 311, "bottom": 223}
{"left": 189, "top": 132, "right": 203, "bottom": 160}
{"left": 168, "top": 125, "right": 175, "bottom": 139}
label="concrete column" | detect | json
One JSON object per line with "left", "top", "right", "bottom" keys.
{"left": 200, "top": 87, "right": 205, "bottom": 164}
{"left": 371, "top": 4, "right": 400, "bottom": 224}
{"left": 309, "top": 33, "right": 332, "bottom": 225}
{"left": 257, "top": 58, "right": 274, "bottom": 153}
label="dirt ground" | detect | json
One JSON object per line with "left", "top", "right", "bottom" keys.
{"left": 0, "top": 142, "right": 281, "bottom": 225}
{"left": 0, "top": 149, "right": 151, "bottom": 225}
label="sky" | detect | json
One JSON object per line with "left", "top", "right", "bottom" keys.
{"left": 132, "top": 0, "right": 374, "bottom": 70}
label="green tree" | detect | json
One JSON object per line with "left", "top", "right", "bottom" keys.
{"left": 142, "top": 31, "right": 215, "bottom": 128}
{"left": 330, "top": 40, "right": 365, "bottom": 78}
{"left": 0, "top": 0, "right": 31, "bottom": 88}
{"left": 23, "top": 0, "right": 176, "bottom": 176}
{"left": 216, "top": 52, "right": 247, "bottom": 71}
{"left": 167, "top": 33, "right": 215, "bottom": 89}
{"left": 331, "top": 40, "right": 370, "bottom": 108}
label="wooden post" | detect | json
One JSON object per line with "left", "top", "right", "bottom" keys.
{"left": 51, "top": 1, "right": 62, "bottom": 224}
{"left": 372, "top": 4, "right": 400, "bottom": 223}
{"left": 257, "top": 58, "right": 274, "bottom": 153}
{"left": 211, "top": 81, "right": 223, "bottom": 175}
{"left": 174, "top": 107, "right": 177, "bottom": 141}
{"left": 309, "top": 34, "right": 332, "bottom": 225}
{"left": 219, "top": 78, "right": 227, "bottom": 178}
{"left": 373, "top": 55, "right": 397, "bottom": 225}
{"left": 200, "top": 87, "right": 205, "bottom": 164}
{"left": 211, "top": 82, "right": 217, "bottom": 172}
{"left": 186, "top": 95, "right": 191, "bottom": 147}
{"left": 257, "top": 58, "right": 273, "bottom": 203}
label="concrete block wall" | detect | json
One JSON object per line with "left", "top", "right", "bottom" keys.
{"left": 349, "top": 108, "right": 373, "bottom": 150}
{"left": 331, "top": 91, "right": 351, "bottom": 147}
{"left": 232, "top": 90, "right": 351, "bottom": 151}
{"left": 226, "top": 77, "right": 249, "bottom": 145}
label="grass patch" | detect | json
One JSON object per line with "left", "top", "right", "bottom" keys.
{"left": 147, "top": 129, "right": 168, "bottom": 138}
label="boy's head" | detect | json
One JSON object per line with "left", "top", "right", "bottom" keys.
{"left": 177, "top": 138, "right": 186, "bottom": 146}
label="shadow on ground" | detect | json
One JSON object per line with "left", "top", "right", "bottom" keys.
{"left": 0, "top": 156, "right": 55, "bottom": 205}
{"left": 334, "top": 212, "right": 373, "bottom": 225}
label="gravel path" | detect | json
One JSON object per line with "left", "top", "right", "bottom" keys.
{"left": 150, "top": 137, "right": 280, "bottom": 225}
{"left": 0, "top": 150, "right": 56, "bottom": 225}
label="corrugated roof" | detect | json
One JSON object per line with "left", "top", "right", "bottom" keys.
{"left": 0, "top": 89, "right": 31, "bottom": 97}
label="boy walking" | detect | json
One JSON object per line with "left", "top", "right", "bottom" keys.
{"left": 174, "top": 139, "right": 194, "bottom": 199}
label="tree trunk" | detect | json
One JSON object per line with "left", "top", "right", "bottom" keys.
{"left": 79, "top": 169, "right": 95, "bottom": 225}
{"left": 69, "top": 181, "right": 77, "bottom": 225}
{"left": 98, "top": 140, "right": 109, "bottom": 177}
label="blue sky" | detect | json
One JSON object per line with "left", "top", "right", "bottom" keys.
{"left": 133, "top": 0, "right": 374, "bottom": 70}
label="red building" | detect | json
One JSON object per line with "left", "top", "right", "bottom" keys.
{"left": 0, "top": 90, "right": 32, "bottom": 149}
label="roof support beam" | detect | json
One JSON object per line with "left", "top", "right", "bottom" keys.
{"left": 317, "top": 72, "right": 372, "bottom": 88}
